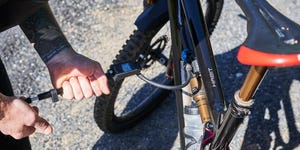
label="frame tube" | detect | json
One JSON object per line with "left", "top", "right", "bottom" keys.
{"left": 167, "top": 0, "right": 186, "bottom": 148}
{"left": 180, "top": 0, "right": 226, "bottom": 127}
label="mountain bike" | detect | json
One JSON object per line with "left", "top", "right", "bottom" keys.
{"left": 93, "top": 0, "right": 223, "bottom": 134}
{"left": 91, "top": 0, "right": 300, "bottom": 149}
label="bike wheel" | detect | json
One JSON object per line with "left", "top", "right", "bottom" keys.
{"left": 94, "top": 0, "right": 224, "bottom": 133}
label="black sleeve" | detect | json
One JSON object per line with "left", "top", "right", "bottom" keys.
{"left": 20, "top": 4, "right": 72, "bottom": 63}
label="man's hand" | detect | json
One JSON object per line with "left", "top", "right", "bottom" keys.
{"left": 46, "top": 48, "right": 110, "bottom": 100}
{"left": 0, "top": 94, "right": 52, "bottom": 139}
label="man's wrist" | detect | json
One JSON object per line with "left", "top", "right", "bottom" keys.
{"left": 46, "top": 47, "right": 76, "bottom": 66}
{"left": 19, "top": 4, "right": 73, "bottom": 63}
{"left": 39, "top": 43, "right": 71, "bottom": 63}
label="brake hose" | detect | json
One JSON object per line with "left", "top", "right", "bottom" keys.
{"left": 136, "top": 64, "right": 193, "bottom": 90}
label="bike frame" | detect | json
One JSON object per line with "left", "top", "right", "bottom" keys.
{"left": 167, "top": 0, "right": 268, "bottom": 149}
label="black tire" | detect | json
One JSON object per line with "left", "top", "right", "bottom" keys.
{"left": 94, "top": 0, "right": 224, "bottom": 133}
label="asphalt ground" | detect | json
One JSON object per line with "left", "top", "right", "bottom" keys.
{"left": 0, "top": 0, "right": 300, "bottom": 149}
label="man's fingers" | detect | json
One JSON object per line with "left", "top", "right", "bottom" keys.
{"left": 34, "top": 117, "right": 53, "bottom": 135}
{"left": 78, "top": 76, "right": 93, "bottom": 99}
{"left": 11, "top": 126, "right": 36, "bottom": 140}
{"left": 62, "top": 81, "right": 74, "bottom": 100}
{"left": 88, "top": 75, "right": 102, "bottom": 96}
{"left": 18, "top": 126, "right": 36, "bottom": 139}
{"left": 94, "top": 70, "right": 110, "bottom": 95}
{"left": 32, "top": 106, "right": 39, "bottom": 114}
{"left": 98, "top": 76, "right": 110, "bottom": 95}
{"left": 69, "top": 77, "right": 83, "bottom": 100}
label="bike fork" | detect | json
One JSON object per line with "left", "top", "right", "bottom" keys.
{"left": 211, "top": 66, "right": 268, "bottom": 149}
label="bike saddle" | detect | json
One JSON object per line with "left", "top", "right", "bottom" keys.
{"left": 236, "top": 0, "right": 300, "bottom": 66}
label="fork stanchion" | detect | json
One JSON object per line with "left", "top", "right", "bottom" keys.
{"left": 239, "top": 66, "right": 268, "bottom": 101}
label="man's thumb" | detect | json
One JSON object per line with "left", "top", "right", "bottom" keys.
{"left": 34, "top": 117, "right": 53, "bottom": 135}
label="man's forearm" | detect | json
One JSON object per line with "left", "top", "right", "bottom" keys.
{"left": 20, "top": 4, "right": 72, "bottom": 63}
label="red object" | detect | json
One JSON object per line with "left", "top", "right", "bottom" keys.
{"left": 237, "top": 45, "right": 300, "bottom": 66}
